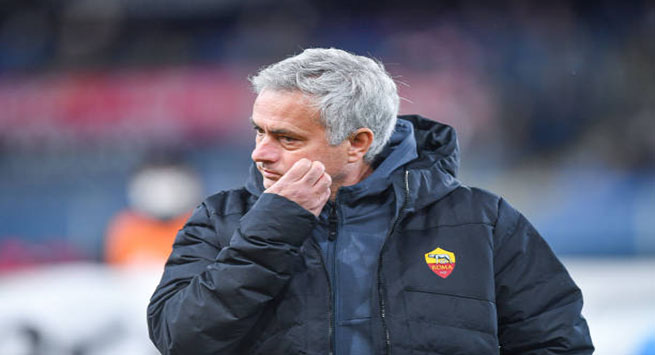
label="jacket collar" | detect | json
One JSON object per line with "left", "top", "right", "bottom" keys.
{"left": 335, "top": 118, "right": 417, "bottom": 202}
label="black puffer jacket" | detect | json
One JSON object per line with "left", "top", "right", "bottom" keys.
{"left": 147, "top": 115, "right": 594, "bottom": 354}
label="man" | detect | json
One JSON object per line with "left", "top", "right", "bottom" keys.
{"left": 147, "top": 48, "right": 594, "bottom": 354}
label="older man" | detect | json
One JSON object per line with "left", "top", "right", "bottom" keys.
{"left": 147, "top": 48, "right": 593, "bottom": 354}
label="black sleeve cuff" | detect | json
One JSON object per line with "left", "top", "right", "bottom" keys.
{"left": 239, "top": 193, "right": 318, "bottom": 247}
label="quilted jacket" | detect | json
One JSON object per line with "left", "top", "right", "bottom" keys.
{"left": 147, "top": 115, "right": 594, "bottom": 354}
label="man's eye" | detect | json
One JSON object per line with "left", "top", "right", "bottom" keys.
{"left": 280, "top": 136, "right": 297, "bottom": 143}
{"left": 254, "top": 127, "right": 264, "bottom": 135}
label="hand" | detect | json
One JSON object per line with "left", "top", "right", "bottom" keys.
{"left": 264, "top": 158, "right": 331, "bottom": 216}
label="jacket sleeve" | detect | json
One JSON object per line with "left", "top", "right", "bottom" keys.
{"left": 147, "top": 193, "right": 317, "bottom": 354}
{"left": 493, "top": 198, "right": 594, "bottom": 354}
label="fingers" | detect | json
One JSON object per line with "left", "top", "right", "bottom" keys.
{"left": 301, "top": 161, "right": 326, "bottom": 186}
{"left": 306, "top": 171, "right": 331, "bottom": 216}
{"left": 264, "top": 158, "right": 332, "bottom": 217}
{"left": 314, "top": 170, "right": 332, "bottom": 189}
{"left": 278, "top": 158, "right": 312, "bottom": 183}
{"left": 306, "top": 177, "right": 331, "bottom": 216}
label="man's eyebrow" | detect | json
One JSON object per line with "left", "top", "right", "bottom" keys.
{"left": 273, "top": 129, "right": 299, "bottom": 137}
{"left": 249, "top": 117, "right": 299, "bottom": 136}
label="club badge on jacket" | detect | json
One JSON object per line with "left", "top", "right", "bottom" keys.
{"left": 425, "top": 247, "right": 456, "bottom": 279}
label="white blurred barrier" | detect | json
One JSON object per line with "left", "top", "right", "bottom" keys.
{"left": 0, "top": 263, "right": 161, "bottom": 355}
{"left": 0, "top": 259, "right": 653, "bottom": 354}
{"left": 564, "top": 258, "right": 655, "bottom": 355}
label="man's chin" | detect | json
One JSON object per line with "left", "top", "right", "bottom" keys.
{"left": 262, "top": 178, "right": 276, "bottom": 189}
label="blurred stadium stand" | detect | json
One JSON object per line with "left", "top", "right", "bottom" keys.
{"left": 1, "top": 0, "right": 652, "bottom": 261}
{"left": 0, "top": 1, "right": 653, "bottom": 353}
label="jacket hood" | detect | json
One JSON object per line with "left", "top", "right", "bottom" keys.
{"left": 396, "top": 114, "right": 461, "bottom": 211}
{"left": 245, "top": 114, "right": 461, "bottom": 210}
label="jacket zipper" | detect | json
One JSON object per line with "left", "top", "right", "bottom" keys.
{"left": 377, "top": 170, "right": 410, "bottom": 355}
{"left": 311, "top": 203, "right": 338, "bottom": 355}
{"left": 327, "top": 204, "right": 338, "bottom": 354}
{"left": 310, "top": 237, "right": 334, "bottom": 355}
{"left": 328, "top": 205, "right": 338, "bottom": 241}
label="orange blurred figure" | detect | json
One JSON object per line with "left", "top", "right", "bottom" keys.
{"left": 105, "top": 157, "right": 202, "bottom": 267}
{"left": 105, "top": 210, "right": 191, "bottom": 266}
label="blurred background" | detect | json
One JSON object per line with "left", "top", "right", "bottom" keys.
{"left": 0, "top": 0, "right": 653, "bottom": 354}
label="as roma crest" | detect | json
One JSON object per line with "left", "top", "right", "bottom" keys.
{"left": 424, "top": 247, "right": 456, "bottom": 279}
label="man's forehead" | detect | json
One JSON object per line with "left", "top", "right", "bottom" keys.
{"left": 252, "top": 90, "right": 319, "bottom": 116}
{"left": 251, "top": 90, "right": 324, "bottom": 133}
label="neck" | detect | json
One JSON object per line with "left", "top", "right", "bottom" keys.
{"left": 329, "top": 161, "right": 373, "bottom": 200}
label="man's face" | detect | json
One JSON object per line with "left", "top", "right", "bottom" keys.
{"left": 251, "top": 90, "right": 349, "bottom": 190}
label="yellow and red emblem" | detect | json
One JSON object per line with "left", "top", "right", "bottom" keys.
{"left": 424, "top": 247, "right": 456, "bottom": 279}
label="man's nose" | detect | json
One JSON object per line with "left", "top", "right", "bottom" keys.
{"left": 251, "top": 136, "right": 279, "bottom": 163}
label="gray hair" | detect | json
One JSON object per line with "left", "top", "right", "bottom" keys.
{"left": 249, "top": 48, "right": 399, "bottom": 163}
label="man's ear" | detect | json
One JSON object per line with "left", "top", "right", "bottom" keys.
{"left": 347, "top": 128, "right": 374, "bottom": 163}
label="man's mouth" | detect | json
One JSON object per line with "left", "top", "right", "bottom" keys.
{"left": 260, "top": 168, "right": 281, "bottom": 180}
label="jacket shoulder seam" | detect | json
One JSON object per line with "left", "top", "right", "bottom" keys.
{"left": 495, "top": 198, "right": 522, "bottom": 243}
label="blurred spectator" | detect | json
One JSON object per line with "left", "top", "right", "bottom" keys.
{"left": 104, "top": 155, "right": 202, "bottom": 267}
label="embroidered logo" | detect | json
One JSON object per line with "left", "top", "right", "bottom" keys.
{"left": 424, "top": 247, "right": 456, "bottom": 279}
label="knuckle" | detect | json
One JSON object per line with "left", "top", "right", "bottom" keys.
{"left": 309, "top": 162, "right": 322, "bottom": 174}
